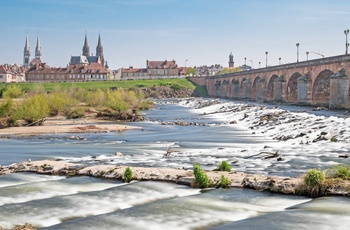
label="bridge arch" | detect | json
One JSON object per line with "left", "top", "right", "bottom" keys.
{"left": 231, "top": 79, "right": 239, "bottom": 98}
{"left": 287, "top": 72, "right": 302, "bottom": 103}
{"left": 241, "top": 78, "right": 251, "bottom": 99}
{"left": 252, "top": 76, "right": 261, "bottom": 100}
{"left": 222, "top": 79, "right": 230, "bottom": 98}
{"left": 214, "top": 80, "right": 221, "bottom": 97}
{"left": 312, "top": 69, "right": 334, "bottom": 105}
{"left": 267, "top": 74, "right": 279, "bottom": 101}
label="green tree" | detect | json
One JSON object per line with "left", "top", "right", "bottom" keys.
{"left": 186, "top": 67, "right": 197, "bottom": 76}
{"left": 219, "top": 67, "right": 242, "bottom": 75}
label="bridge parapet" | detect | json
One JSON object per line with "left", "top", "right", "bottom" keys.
{"left": 188, "top": 54, "right": 350, "bottom": 108}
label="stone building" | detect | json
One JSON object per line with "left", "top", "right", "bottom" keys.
{"left": 0, "top": 64, "right": 26, "bottom": 82}
{"left": 120, "top": 60, "right": 180, "bottom": 80}
{"left": 25, "top": 62, "right": 108, "bottom": 82}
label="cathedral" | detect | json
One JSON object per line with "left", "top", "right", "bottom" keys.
{"left": 23, "top": 33, "right": 107, "bottom": 68}
{"left": 23, "top": 34, "right": 42, "bottom": 67}
{"left": 70, "top": 33, "right": 107, "bottom": 68}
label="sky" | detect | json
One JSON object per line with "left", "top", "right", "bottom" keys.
{"left": 1, "top": 0, "right": 350, "bottom": 70}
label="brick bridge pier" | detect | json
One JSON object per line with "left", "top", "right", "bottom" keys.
{"left": 188, "top": 54, "right": 350, "bottom": 108}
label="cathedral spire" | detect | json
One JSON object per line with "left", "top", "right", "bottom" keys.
{"left": 82, "top": 32, "right": 90, "bottom": 56}
{"left": 35, "top": 35, "right": 42, "bottom": 62}
{"left": 23, "top": 34, "right": 30, "bottom": 67}
{"left": 96, "top": 32, "right": 104, "bottom": 66}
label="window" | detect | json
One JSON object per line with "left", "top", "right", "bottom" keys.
{"left": 0, "top": 75, "right": 3, "bottom": 79}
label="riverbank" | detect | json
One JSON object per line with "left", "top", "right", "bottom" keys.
{"left": 1, "top": 159, "right": 349, "bottom": 197}
{"left": 0, "top": 116, "right": 141, "bottom": 136}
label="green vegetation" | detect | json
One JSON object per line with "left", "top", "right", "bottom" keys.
{"left": 304, "top": 169, "right": 325, "bottom": 187}
{"left": 218, "top": 175, "right": 231, "bottom": 188}
{"left": 300, "top": 169, "right": 326, "bottom": 197}
{"left": 0, "top": 78, "right": 195, "bottom": 95}
{"left": 192, "top": 85, "right": 208, "bottom": 97}
{"left": 216, "top": 161, "right": 231, "bottom": 172}
{"left": 0, "top": 87, "right": 153, "bottom": 127}
{"left": 193, "top": 163, "right": 210, "bottom": 188}
{"left": 186, "top": 67, "right": 197, "bottom": 76}
{"left": 2, "top": 84, "right": 23, "bottom": 99}
{"left": 218, "top": 67, "right": 242, "bottom": 75}
{"left": 325, "top": 164, "right": 350, "bottom": 180}
{"left": 122, "top": 166, "right": 133, "bottom": 183}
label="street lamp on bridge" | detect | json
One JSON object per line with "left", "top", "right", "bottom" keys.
{"left": 265, "top": 51, "right": 268, "bottom": 67}
{"left": 306, "top": 51, "right": 309, "bottom": 61}
{"left": 259, "top": 61, "right": 261, "bottom": 68}
{"left": 279, "top": 57, "right": 281, "bottom": 65}
{"left": 344, "top": 29, "right": 349, "bottom": 54}
{"left": 296, "top": 43, "right": 300, "bottom": 62}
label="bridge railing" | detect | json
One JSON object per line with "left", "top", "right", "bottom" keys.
{"left": 211, "top": 54, "right": 350, "bottom": 78}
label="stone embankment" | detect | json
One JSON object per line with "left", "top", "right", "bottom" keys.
{"left": 1, "top": 160, "right": 349, "bottom": 197}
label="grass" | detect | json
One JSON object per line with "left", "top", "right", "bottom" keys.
{"left": 193, "top": 163, "right": 210, "bottom": 188}
{"left": 192, "top": 85, "right": 208, "bottom": 97}
{"left": 0, "top": 87, "right": 153, "bottom": 127}
{"left": 0, "top": 78, "right": 196, "bottom": 95}
{"left": 216, "top": 161, "right": 231, "bottom": 172}
{"left": 299, "top": 169, "right": 326, "bottom": 197}
{"left": 325, "top": 164, "right": 350, "bottom": 180}
{"left": 218, "top": 175, "right": 231, "bottom": 188}
{"left": 123, "top": 166, "right": 133, "bottom": 183}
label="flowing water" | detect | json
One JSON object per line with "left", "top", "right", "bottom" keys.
{"left": 0, "top": 98, "right": 349, "bottom": 229}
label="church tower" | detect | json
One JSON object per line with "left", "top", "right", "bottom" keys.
{"left": 23, "top": 34, "right": 30, "bottom": 67}
{"left": 96, "top": 33, "right": 105, "bottom": 66}
{"left": 82, "top": 33, "right": 90, "bottom": 56}
{"left": 228, "top": 52, "right": 234, "bottom": 68}
{"left": 35, "top": 36, "right": 42, "bottom": 62}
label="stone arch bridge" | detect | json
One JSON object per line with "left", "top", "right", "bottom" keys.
{"left": 189, "top": 54, "right": 350, "bottom": 108}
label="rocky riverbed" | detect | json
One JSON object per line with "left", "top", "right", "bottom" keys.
{"left": 1, "top": 159, "right": 349, "bottom": 197}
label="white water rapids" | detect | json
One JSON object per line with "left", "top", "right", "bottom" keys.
{"left": 0, "top": 98, "right": 350, "bottom": 229}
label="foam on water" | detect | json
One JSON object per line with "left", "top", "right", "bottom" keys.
{"left": 0, "top": 176, "right": 120, "bottom": 206}
{"left": 43, "top": 188, "right": 310, "bottom": 230}
{"left": 0, "top": 181, "right": 200, "bottom": 228}
{"left": 0, "top": 173, "right": 64, "bottom": 188}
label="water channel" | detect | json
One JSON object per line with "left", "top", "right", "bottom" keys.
{"left": 0, "top": 98, "right": 349, "bottom": 229}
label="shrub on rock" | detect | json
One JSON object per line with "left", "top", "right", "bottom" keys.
{"left": 193, "top": 163, "right": 210, "bottom": 188}
{"left": 123, "top": 166, "right": 133, "bottom": 183}
{"left": 216, "top": 161, "right": 231, "bottom": 172}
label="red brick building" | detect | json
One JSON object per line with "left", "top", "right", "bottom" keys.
{"left": 26, "top": 62, "right": 109, "bottom": 82}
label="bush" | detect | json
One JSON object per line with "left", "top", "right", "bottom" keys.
{"left": 216, "top": 161, "right": 231, "bottom": 172}
{"left": 0, "top": 99, "right": 13, "bottom": 116}
{"left": 193, "top": 163, "right": 210, "bottom": 188}
{"left": 15, "top": 94, "right": 50, "bottom": 123}
{"left": 47, "top": 92, "right": 66, "bottom": 116}
{"left": 65, "top": 107, "right": 85, "bottom": 119}
{"left": 304, "top": 169, "right": 325, "bottom": 187}
{"left": 2, "top": 84, "right": 23, "bottom": 98}
{"left": 218, "top": 175, "right": 231, "bottom": 188}
{"left": 170, "top": 84, "right": 183, "bottom": 91}
{"left": 302, "top": 169, "right": 326, "bottom": 197}
{"left": 326, "top": 165, "right": 350, "bottom": 180}
{"left": 122, "top": 166, "right": 133, "bottom": 183}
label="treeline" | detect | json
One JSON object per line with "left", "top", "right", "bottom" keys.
{"left": 0, "top": 84, "right": 153, "bottom": 128}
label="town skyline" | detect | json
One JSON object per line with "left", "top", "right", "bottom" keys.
{"left": 1, "top": 0, "right": 350, "bottom": 69}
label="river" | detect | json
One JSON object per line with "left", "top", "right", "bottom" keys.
{"left": 0, "top": 98, "right": 349, "bottom": 229}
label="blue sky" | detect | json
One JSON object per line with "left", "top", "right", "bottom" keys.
{"left": 1, "top": 0, "right": 350, "bottom": 69}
